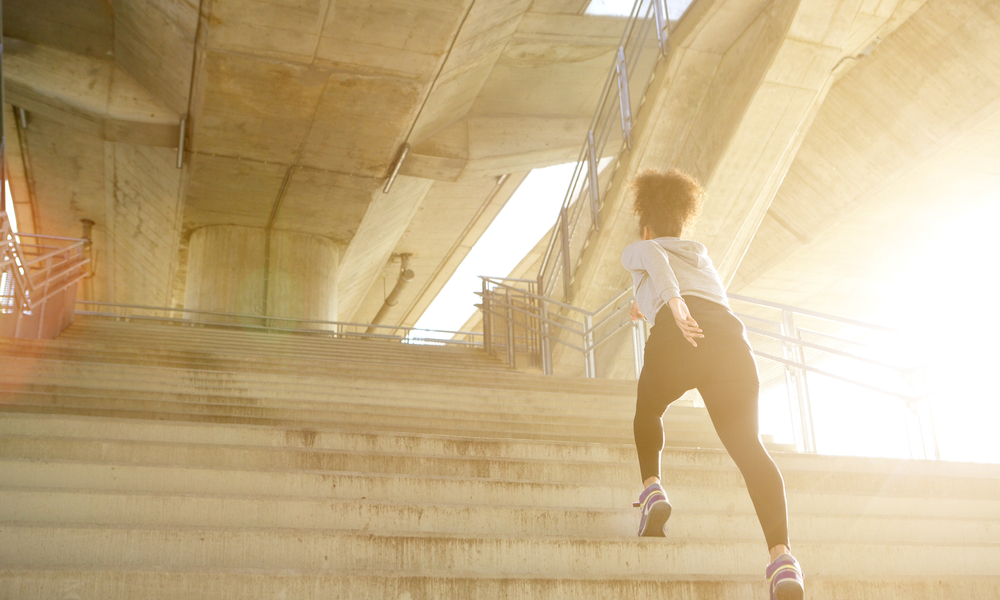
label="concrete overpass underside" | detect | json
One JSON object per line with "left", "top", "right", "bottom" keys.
{"left": 4, "top": 0, "right": 999, "bottom": 337}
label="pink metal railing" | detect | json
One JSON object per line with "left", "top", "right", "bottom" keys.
{"left": 1, "top": 212, "right": 90, "bottom": 339}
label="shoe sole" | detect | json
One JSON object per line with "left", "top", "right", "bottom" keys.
{"left": 638, "top": 501, "right": 672, "bottom": 537}
{"left": 774, "top": 579, "right": 804, "bottom": 600}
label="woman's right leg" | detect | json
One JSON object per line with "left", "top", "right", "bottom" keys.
{"left": 634, "top": 330, "right": 695, "bottom": 484}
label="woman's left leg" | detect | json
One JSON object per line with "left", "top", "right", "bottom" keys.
{"left": 697, "top": 340, "right": 789, "bottom": 551}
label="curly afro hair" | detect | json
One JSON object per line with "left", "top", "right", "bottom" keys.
{"left": 630, "top": 169, "right": 703, "bottom": 238}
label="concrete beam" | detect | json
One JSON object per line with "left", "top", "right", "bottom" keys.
{"left": 336, "top": 175, "right": 436, "bottom": 322}
{"left": 732, "top": 0, "right": 1000, "bottom": 302}
{"left": 3, "top": 40, "right": 182, "bottom": 148}
{"left": 402, "top": 116, "right": 591, "bottom": 181}
{"left": 569, "top": 0, "right": 927, "bottom": 316}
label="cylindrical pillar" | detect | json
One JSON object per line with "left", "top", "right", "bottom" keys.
{"left": 184, "top": 225, "right": 340, "bottom": 327}
{"left": 266, "top": 229, "right": 339, "bottom": 328}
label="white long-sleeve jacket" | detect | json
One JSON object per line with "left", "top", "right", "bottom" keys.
{"left": 621, "top": 237, "right": 730, "bottom": 326}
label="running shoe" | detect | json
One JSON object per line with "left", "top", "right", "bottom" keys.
{"left": 632, "top": 482, "right": 672, "bottom": 537}
{"left": 766, "top": 553, "right": 804, "bottom": 600}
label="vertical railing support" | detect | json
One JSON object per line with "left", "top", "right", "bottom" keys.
{"left": 559, "top": 207, "right": 573, "bottom": 302}
{"left": 481, "top": 279, "right": 492, "bottom": 355}
{"left": 616, "top": 46, "right": 633, "bottom": 150}
{"left": 781, "top": 310, "right": 816, "bottom": 453}
{"left": 540, "top": 301, "right": 553, "bottom": 376}
{"left": 505, "top": 288, "right": 516, "bottom": 368}
{"left": 587, "top": 130, "right": 601, "bottom": 231}
{"left": 632, "top": 318, "right": 646, "bottom": 380}
{"left": 583, "top": 314, "right": 596, "bottom": 378}
{"left": 653, "top": 0, "right": 670, "bottom": 55}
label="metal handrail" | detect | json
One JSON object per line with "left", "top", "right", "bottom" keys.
{"left": 729, "top": 293, "right": 899, "bottom": 333}
{"left": 743, "top": 324, "right": 919, "bottom": 374}
{"left": 75, "top": 301, "right": 484, "bottom": 346}
{"left": 536, "top": 0, "right": 671, "bottom": 302}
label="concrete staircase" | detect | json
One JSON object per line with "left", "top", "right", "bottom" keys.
{"left": 0, "top": 317, "right": 998, "bottom": 599}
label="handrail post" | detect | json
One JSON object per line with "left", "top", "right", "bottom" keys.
{"left": 616, "top": 46, "right": 633, "bottom": 150}
{"left": 559, "top": 207, "right": 572, "bottom": 302}
{"left": 505, "top": 288, "right": 516, "bottom": 368}
{"left": 540, "top": 301, "right": 553, "bottom": 376}
{"left": 653, "top": 0, "right": 670, "bottom": 55}
{"left": 587, "top": 130, "right": 601, "bottom": 231}
{"left": 781, "top": 310, "right": 816, "bottom": 453}
{"left": 583, "top": 314, "right": 596, "bottom": 378}
{"left": 481, "top": 279, "right": 492, "bottom": 355}
{"left": 632, "top": 317, "right": 646, "bottom": 380}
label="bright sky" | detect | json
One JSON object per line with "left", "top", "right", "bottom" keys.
{"left": 585, "top": 0, "right": 696, "bottom": 19}
{"left": 863, "top": 198, "right": 1000, "bottom": 463}
{"left": 756, "top": 197, "right": 1000, "bottom": 463}
{"left": 3, "top": 182, "right": 19, "bottom": 233}
{"left": 415, "top": 163, "right": 578, "bottom": 334}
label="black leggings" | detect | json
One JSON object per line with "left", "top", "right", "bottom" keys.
{"left": 635, "top": 297, "right": 789, "bottom": 550}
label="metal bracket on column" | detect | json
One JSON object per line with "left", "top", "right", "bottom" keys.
{"left": 586, "top": 130, "right": 601, "bottom": 231}
{"left": 653, "top": 0, "right": 670, "bottom": 55}
{"left": 176, "top": 117, "right": 187, "bottom": 169}
{"left": 616, "top": 47, "right": 633, "bottom": 150}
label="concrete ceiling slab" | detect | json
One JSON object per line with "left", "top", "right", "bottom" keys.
{"left": 271, "top": 168, "right": 379, "bottom": 243}
{"left": 113, "top": 0, "right": 198, "bottom": 114}
{"left": 314, "top": 0, "right": 468, "bottom": 79}
{"left": 208, "top": 0, "right": 334, "bottom": 62}
{"left": 191, "top": 50, "right": 329, "bottom": 164}
{"left": 2, "top": 0, "right": 114, "bottom": 58}
{"left": 183, "top": 154, "right": 287, "bottom": 228}
{"left": 299, "top": 72, "right": 423, "bottom": 176}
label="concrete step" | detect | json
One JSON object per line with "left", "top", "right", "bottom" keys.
{"left": 2, "top": 433, "right": 997, "bottom": 499}
{"left": 5, "top": 460, "right": 998, "bottom": 519}
{"left": 2, "top": 524, "right": 997, "bottom": 578}
{"left": 4, "top": 569, "right": 997, "bottom": 600}
{"left": 1, "top": 412, "right": 992, "bottom": 481}
{"left": 2, "top": 356, "right": 639, "bottom": 401}
{"left": 3, "top": 488, "right": 996, "bottom": 543}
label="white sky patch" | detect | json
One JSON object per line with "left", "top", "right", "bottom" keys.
{"left": 585, "top": 0, "right": 695, "bottom": 19}
{"left": 4, "top": 181, "right": 19, "bottom": 234}
{"left": 863, "top": 197, "right": 1000, "bottom": 463}
{"left": 415, "top": 163, "right": 578, "bottom": 334}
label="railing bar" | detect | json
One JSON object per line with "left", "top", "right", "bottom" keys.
{"left": 729, "top": 294, "right": 898, "bottom": 333}
{"left": 752, "top": 349, "right": 917, "bottom": 403}
{"left": 74, "top": 300, "right": 481, "bottom": 337}
{"left": 743, "top": 325, "right": 917, "bottom": 373}
{"left": 479, "top": 302, "right": 585, "bottom": 337}
{"left": 75, "top": 311, "right": 486, "bottom": 347}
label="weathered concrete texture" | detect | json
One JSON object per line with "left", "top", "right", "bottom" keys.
{"left": 566, "top": 0, "right": 926, "bottom": 312}
{"left": 3, "top": 41, "right": 181, "bottom": 147}
{"left": 112, "top": 0, "right": 199, "bottom": 115}
{"left": 337, "top": 175, "right": 435, "bottom": 322}
{"left": 184, "top": 225, "right": 267, "bottom": 318}
{"left": 733, "top": 0, "right": 1000, "bottom": 312}
{"left": 0, "top": 318, "right": 998, "bottom": 598}
{"left": 103, "top": 143, "right": 186, "bottom": 307}
{"left": 353, "top": 173, "right": 529, "bottom": 327}
{"left": 1, "top": 0, "right": 114, "bottom": 58}
{"left": 183, "top": 225, "right": 340, "bottom": 323}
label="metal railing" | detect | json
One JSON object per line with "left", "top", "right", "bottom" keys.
{"left": 74, "top": 301, "right": 483, "bottom": 348}
{"left": 475, "top": 278, "right": 937, "bottom": 459}
{"left": 478, "top": 276, "right": 644, "bottom": 377}
{"left": 537, "top": 0, "right": 672, "bottom": 303}
{"left": 728, "top": 294, "right": 937, "bottom": 460}
{"left": 1, "top": 212, "right": 91, "bottom": 339}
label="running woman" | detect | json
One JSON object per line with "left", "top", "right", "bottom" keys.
{"left": 622, "top": 169, "right": 804, "bottom": 600}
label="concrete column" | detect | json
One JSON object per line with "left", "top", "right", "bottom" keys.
{"left": 184, "top": 225, "right": 340, "bottom": 326}
{"left": 266, "top": 230, "right": 339, "bottom": 326}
